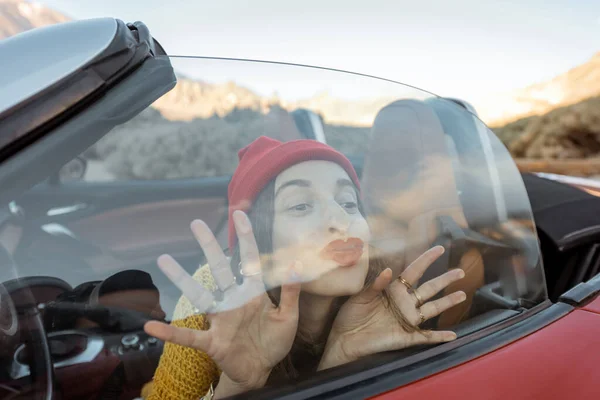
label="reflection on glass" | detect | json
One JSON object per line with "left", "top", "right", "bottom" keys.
{"left": 0, "top": 57, "right": 545, "bottom": 400}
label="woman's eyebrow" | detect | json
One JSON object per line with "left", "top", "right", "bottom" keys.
{"left": 337, "top": 178, "right": 359, "bottom": 198}
{"left": 275, "top": 179, "right": 311, "bottom": 198}
{"left": 336, "top": 178, "right": 355, "bottom": 190}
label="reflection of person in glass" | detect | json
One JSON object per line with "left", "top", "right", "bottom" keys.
{"left": 144, "top": 136, "right": 467, "bottom": 399}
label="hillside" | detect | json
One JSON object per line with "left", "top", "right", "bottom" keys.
{"left": 0, "top": 0, "right": 69, "bottom": 39}
{"left": 480, "top": 52, "right": 600, "bottom": 126}
{"left": 497, "top": 96, "right": 600, "bottom": 159}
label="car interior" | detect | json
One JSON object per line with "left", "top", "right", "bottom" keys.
{"left": 0, "top": 93, "right": 598, "bottom": 400}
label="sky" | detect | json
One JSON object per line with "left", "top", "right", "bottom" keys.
{"left": 39, "top": 0, "right": 600, "bottom": 102}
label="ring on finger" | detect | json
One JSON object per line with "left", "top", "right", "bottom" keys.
{"left": 398, "top": 276, "right": 413, "bottom": 291}
{"left": 194, "top": 300, "right": 218, "bottom": 315}
{"left": 418, "top": 308, "right": 426, "bottom": 325}
{"left": 412, "top": 289, "right": 424, "bottom": 307}
{"left": 216, "top": 275, "right": 238, "bottom": 293}
{"left": 239, "top": 261, "right": 261, "bottom": 277}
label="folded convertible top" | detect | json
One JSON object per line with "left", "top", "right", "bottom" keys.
{"left": 522, "top": 173, "right": 600, "bottom": 252}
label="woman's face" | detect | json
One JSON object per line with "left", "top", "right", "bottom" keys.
{"left": 266, "top": 160, "right": 371, "bottom": 296}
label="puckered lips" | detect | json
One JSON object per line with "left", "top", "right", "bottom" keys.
{"left": 320, "top": 238, "right": 364, "bottom": 267}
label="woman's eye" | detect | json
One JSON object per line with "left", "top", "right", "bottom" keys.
{"left": 341, "top": 202, "right": 358, "bottom": 213}
{"left": 289, "top": 203, "right": 312, "bottom": 213}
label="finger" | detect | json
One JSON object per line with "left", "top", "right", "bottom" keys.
{"left": 414, "top": 268, "right": 465, "bottom": 303}
{"left": 190, "top": 219, "right": 236, "bottom": 291}
{"left": 400, "top": 246, "right": 445, "bottom": 286}
{"left": 233, "top": 211, "right": 262, "bottom": 279}
{"left": 277, "top": 262, "right": 303, "bottom": 318}
{"left": 355, "top": 268, "right": 393, "bottom": 304}
{"left": 144, "top": 320, "right": 211, "bottom": 350}
{"left": 407, "top": 330, "right": 457, "bottom": 346}
{"left": 157, "top": 254, "right": 215, "bottom": 313}
{"left": 420, "top": 291, "right": 467, "bottom": 320}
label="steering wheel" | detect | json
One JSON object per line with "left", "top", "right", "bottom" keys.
{"left": 0, "top": 281, "right": 17, "bottom": 337}
{"left": 1, "top": 274, "right": 71, "bottom": 400}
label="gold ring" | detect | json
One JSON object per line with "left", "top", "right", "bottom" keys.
{"left": 418, "top": 309, "right": 426, "bottom": 325}
{"left": 412, "top": 289, "right": 424, "bottom": 307}
{"left": 398, "top": 276, "right": 413, "bottom": 291}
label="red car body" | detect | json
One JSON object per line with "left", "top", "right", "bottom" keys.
{"left": 375, "top": 296, "right": 600, "bottom": 400}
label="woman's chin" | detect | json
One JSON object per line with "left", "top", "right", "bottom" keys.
{"left": 300, "top": 261, "right": 368, "bottom": 297}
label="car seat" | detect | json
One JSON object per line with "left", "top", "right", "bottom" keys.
{"left": 361, "top": 99, "right": 491, "bottom": 328}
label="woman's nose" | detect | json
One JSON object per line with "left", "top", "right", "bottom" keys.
{"left": 324, "top": 201, "right": 350, "bottom": 234}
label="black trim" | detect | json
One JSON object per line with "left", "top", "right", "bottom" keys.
{"left": 559, "top": 273, "right": 600, "bottom": 306}
{"left": 231, "top": 301, "right": 569, "bottom": 400}
{"left": 558, "top": 225, "right": 600, "bottom": 252}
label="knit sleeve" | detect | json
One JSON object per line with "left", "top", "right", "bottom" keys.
{"left": 144, "top": 265, "right": 221, "bottom": 400}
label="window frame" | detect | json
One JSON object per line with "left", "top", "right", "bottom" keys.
{"left": 236, "top": 300, "right": 568, "bottom": 400}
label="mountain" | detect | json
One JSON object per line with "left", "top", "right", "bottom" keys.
{"left": 153, "top": 77, "right": 393, "bottom": 126}
{"left": 0, "top": 0, "right": 69, "bottom": 39}
{"left": 153, "top": 77, "right": 268, "bottom": 120}
{"left": 480, "top": 52, "right": 600, "bottom": 127}
{"left": 493, "top": 95, "right": 600, "bottom": 160}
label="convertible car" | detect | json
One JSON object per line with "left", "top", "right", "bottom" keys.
{"left": 0, "top": 18, "right": 599, "bottom": 400}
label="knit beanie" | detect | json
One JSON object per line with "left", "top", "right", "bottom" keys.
{"left": 228, "top": 136, "right": 360, "bottom": 249}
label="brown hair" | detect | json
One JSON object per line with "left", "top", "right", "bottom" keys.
{"left": 229, "top": 180, "right": 417, "bottom": 383}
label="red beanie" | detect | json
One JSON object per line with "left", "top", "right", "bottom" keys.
{"left": 228, "top": 136, "right": 360, "bottom": 250}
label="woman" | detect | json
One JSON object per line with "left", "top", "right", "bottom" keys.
{"left": 143, "top": 136, "right": 466, "bottom": 399}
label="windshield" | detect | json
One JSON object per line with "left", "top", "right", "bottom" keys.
{"left": 0, "top": 56, "right": 545, "bottom": 400}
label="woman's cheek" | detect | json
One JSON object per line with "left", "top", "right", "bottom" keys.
{"left": 349, "top": 215, "right": 371, "bottom": 244}
{"left": 270, "top": 239, "right": 338, "bottom": 284}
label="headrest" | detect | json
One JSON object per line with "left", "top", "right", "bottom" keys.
{"left": 424, "top": 98, "right": 504, "bottom": 227}
{"left": 361, "top": 99, "right": 465, "bottom": 263}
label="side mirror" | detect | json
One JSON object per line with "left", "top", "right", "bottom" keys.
{"left": 51, "top": 157, "right": 87, "bottom": 184}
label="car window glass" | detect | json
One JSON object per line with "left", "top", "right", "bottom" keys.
{"left": 0, "top": 56, "right": 546, "bottom": 399}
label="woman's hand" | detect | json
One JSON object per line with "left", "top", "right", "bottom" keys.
{"left": 144, "top": 211, "right": 302, "bottom": 398}
{"left": 319, "top": 246, "right": 465, "bottom": 370}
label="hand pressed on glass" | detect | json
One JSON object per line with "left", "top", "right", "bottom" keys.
{"left": 144, "top": 210, "right": 303, "bottom": 398}
{"left": 318, "top": 246, "right": 466, "bottom": 370}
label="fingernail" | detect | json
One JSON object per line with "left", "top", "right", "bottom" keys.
{"left": 434, "top": 245, "right": 445, "bottom": 255}
{"left": 456, "top": 269, "right": 465, "bottom": 279}
{"left": 191, "top": 220, "right": 211, "bottom": 243}
{"left": 233, "top": 210, "right": 250, "bottom": 234}
{"left": 379, "top": 268, "right": 392, "bottom": 277}
{"left": 458, "top": 291, "right": 467, "bottom": 301}
{"left": 448, "top": 332, "right": 458, "bottom": 341}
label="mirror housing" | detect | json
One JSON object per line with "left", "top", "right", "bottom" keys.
{"left": 50, "top": 157, "right": 87, "bottom": 184}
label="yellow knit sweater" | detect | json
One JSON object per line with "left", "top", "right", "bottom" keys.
{"left": 143, "top": 265, "right": 222, "bottom": 400}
